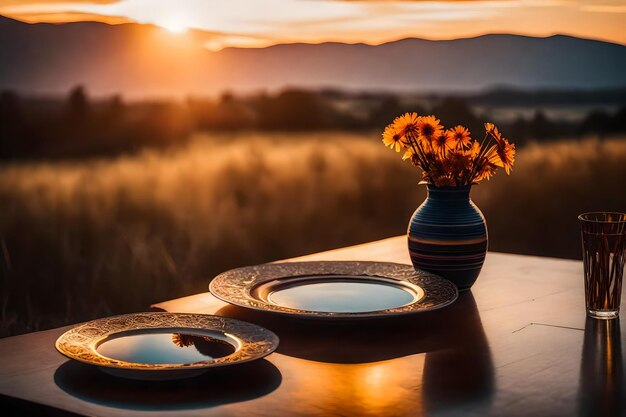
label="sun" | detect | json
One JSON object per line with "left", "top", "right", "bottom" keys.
{"left": 159, "top": 19, "right": 189, "bottom": 34}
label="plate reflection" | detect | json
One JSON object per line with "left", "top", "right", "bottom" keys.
{"left": 97, "top": 332, "right": 236, "bottom": 364}
{"left": 268, "top": 280, "right": 416, "bottom": 312}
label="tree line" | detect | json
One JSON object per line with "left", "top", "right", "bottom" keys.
{"left": 1, "top": 86, "right": 625, "bottom": 160}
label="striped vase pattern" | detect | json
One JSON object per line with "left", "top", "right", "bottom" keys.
{"left": 408, "top": 185, "right": 487, "bottom": 291}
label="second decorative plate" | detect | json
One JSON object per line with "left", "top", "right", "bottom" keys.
{"left": 55, "top": 312, "right": 279, "bottom": 380}
{"left": 209, "top": 261, "right": 458, "bottom": 320}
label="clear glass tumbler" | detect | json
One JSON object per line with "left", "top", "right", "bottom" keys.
{"left": 579, "top": 212, "right": 626, "bottom": 319}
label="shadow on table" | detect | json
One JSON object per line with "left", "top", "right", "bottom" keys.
{"left": 578, "top": 317, "right": 626, "bottom": 417}
{"left": 54, "top": 359, "right": 281, "bottom": 411}
{"left": 421, "top": 292, "right": 494, "bottom": 413}
{"left": 218, "top": 292, "right": 490, "bottom": 361}
{"left": 218, "top": 291, "right": 494, "bottom": 412}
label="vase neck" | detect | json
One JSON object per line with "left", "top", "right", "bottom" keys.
{"left": 426, "top": 185, "right": 471, "bottom": 201}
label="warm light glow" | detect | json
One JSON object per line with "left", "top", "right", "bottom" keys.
{"left": 271, "top": 355, "right": 426, "bottom": 416}
{"left": 1, "top": 0, "right": 625, "bottom": 48}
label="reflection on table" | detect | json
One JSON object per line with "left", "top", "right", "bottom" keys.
{"left": 579, "top": 317, "right": 626, "bottom": 417}
{"left": 217, "top": 292, "right": 494, "bottom": 416}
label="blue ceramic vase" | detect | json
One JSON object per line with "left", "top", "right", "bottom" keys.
{"left": 408, "top": 185, "right": 487, "bottom": 291}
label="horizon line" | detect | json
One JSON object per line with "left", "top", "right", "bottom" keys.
{"left": 2, "top": 14, "right": 625, "bottom": 50}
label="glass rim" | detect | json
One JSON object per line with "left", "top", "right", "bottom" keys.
{"left": 578, "top": 212, "right": 626, "bottom": 224}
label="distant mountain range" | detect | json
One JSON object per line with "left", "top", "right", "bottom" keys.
{"left": 1, "top": 15, "right": 625, "bottom": 97}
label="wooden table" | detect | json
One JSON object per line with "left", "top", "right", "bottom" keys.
{"left": 1, "top": 236, "right": 624, "bottom": 417}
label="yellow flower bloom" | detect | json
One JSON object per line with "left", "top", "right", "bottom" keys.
{"left": 448, "top": 125, "right": 472, "bottom": 148}
{"left": 382, "top": 124, "right": 404, "bottom": 152}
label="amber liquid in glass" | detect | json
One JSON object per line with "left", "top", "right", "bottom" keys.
{"left": 580, "top": 213, "right": 626, "bottom": 319}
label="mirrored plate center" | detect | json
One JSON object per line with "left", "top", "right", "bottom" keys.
{"left": 97, "top": 331, "right": 236, "bottom": 365}
{"left": 266, "top": 278, "right": 419, "bottom": 313}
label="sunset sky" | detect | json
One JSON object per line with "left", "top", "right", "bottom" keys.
{"left": 1, "top": 0, "right": 625, "bottom": 50}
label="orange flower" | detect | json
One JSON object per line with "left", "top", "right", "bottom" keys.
{"left": 393, "top": 112, "right": 420, "bottom": 138}
{"left": 402, "top": 145, "right": 417, "bottom": 162}
{"left": 475, "top": 162, "right": 498, "bottom": 182}
{"left": 485, "top": 122, "right": 505, "bottom": 145}
{"left": 448, "top": 125, "right": 472, "bottom": 148}
{"left": 495, "top": 140, "right": 516, "bottom": 174}
{"left": 468, "top": 141, "right": 481, "bottom": 158}
{"left": 420, "top": 136, "right": 433, "bottom": 153}
{"left": 380, "top": 113, "right": 515, "bottom": 186}
{"left": 403, "top": 144, "right": 429, "bottom": 168}
{"left": 416, "top": 115, "right": 443, "bottom": 144}
{"left": 448, "top": 149, "right": 471, "bottom": 172}
{"left": 432, "top": 132, "right": 455, "bottom": 154}
{"left": 382, "top": 124, "right": 404, "bottom": 152}
{"left": 485, "top": 139, "right": 515, "bottom": 174}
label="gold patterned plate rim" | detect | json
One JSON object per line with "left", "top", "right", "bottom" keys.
{"left": 209, "top": 261, "right": 458, "bottom": 319}
{"left": 55, "top": 312, "right": 279, "bottom": 371}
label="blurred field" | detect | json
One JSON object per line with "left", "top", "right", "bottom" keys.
{"left": 1, "top": 132, "right": 625, "bottom": 336}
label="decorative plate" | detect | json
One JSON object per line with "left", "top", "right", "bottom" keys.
{"left": 209, "top": 261, "right": 458, "bottom": 319}
{"left": 55, "top": 312, "right": 279, "bottom": 380}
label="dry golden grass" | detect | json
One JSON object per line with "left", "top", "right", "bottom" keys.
{"left": 0, "top": 132, "right": 416, "bottom": 335}
{"left": 1, "top": 132, "right": 625, "bottom": 336}
{"left": 473, "top": 137, "right": 626, "bottom": 257}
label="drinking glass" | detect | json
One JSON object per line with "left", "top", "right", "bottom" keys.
{"left": 579, "top": 212, "right": 626, "bottom": 319}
